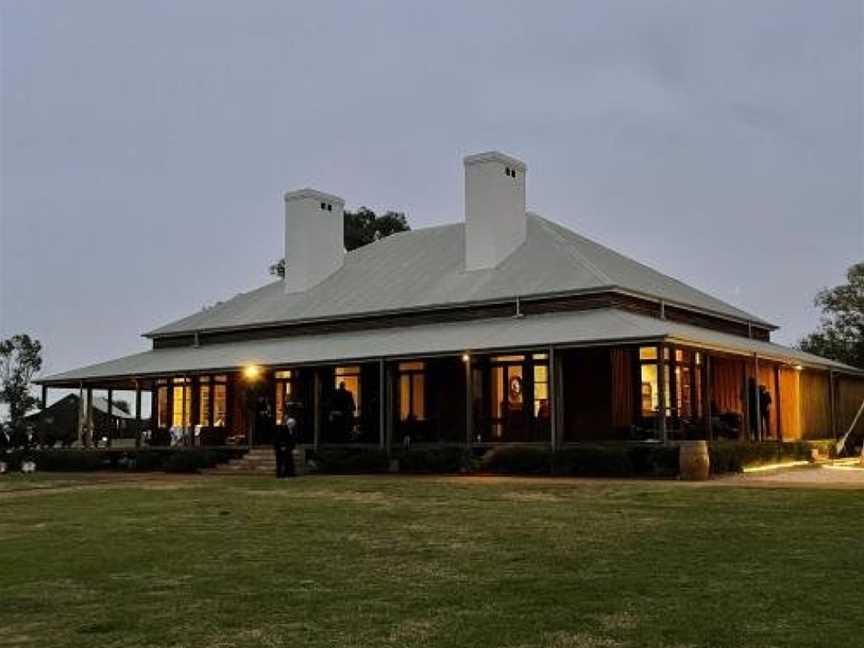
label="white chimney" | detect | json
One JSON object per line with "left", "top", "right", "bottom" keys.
{"left": 282, "top": 188, "right": 345, "bottom": 294}
{"left": 464, "top": 151, "right": 527, "bottom": 271}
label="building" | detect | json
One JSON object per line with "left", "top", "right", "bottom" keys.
{"left": 36, "top": 152, "right": 864, "bottom": 451}
{"left": 23, "top": 393, "right": 139, "bottom": 447}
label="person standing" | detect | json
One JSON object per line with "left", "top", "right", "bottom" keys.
{"left": 334, "top": 381, "right": 356, "bottom": 441}
{"left": 273, "top": 416, "right": 297, "bottom": 478}
{"left": 759, "top": 385, "right": 772, "bottom": 439}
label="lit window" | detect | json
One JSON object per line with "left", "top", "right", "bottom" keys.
{"left": 274, "top": 370, "right": 295, "bottom": 425}
{"left": 533, "top": 363, "right": 549, "bottom": 418}
{"left": 641, "top": 364, "right": 658, "bottom": 415}
{"left": 398, "top": 361, "right": 425, "bottom": 421}
{"left": 199, "top": 382, "right": 210, "bottom": 425}
{"left": 172, "top": 379, "right": 191, "bottom": 428}
{"left": 335, "top": 366, "right": 361, "bottom": 411}
{"left": 213, "top": 378, "right": 226, "bottom": 427}
{"left": 491, "top": 354, "right": 525, "bottom": 363}
{"left": 639, "top": 347, "right": 658, "bottom": 361}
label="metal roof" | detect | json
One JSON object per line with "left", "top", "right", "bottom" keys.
{"left": 40, "top": 308, "right": 855, "bottom": 386}
{"left": 146, "top": 214, "right": 773, "bottom": 337}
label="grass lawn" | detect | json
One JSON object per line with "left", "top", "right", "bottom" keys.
{"left": 1, "top": 474, "right": 861, "bottom": 648}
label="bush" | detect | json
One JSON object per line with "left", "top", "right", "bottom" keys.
{"left": 2, "top": 449, "right": 111, "bottom": 472}
{"left": 552, "top": 445, "right": 634, "bottom": 477}
{"left": 314, "top": 448, "right": 389, "bottom": 474}
{"left": 163, "top": 451, "right": 209, "bottom": 474}
{"left": 627, "top": 444, "right": 680, "bottom": 478}
{"left": 395, "top": 447, "right": 469, "bottom": 473}
{"left": 709, "top": 441, "right": 819, "bottom": 474}
{"left": 479, "top": 446, "right": 552, "bottom": 475}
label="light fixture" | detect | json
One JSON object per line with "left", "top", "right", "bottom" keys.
{"left": 461, "top": 353, "right": 470, "bottom": 363}
{"left": 793, "top": 364, "right": 804, "bottom": 372}
{"left": 243, "top": 365, "right": 261, "bottom": 381}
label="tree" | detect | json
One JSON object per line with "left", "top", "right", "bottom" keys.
{"left": 270, "top": 207, "right": 410, "bottom": 278}
{"left": 113, "top": 399, "right": 131, "bottom": 415}
{"left": 799, "top": 262, "right": 864, "bottom": 368}
{"left": 0, "top": 334, "right": 43, "bottom": 429}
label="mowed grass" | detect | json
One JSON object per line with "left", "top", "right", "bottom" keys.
{"left": 0, "top": 474, "right": 861, "bottom": 648}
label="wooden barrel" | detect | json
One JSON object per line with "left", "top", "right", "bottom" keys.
{"left": 678, "top": 441, "right": 710, "bottom": 481}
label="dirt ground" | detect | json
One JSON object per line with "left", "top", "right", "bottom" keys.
{"left": 723, "top": 462, "right": 864, "bottom": 489}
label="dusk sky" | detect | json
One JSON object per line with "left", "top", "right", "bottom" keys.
{"left": 2, "top": 0, "right": 862, "bottom": 386}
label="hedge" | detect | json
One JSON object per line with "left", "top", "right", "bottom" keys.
{"left": 0, "top": 448, "right": 243, "bottom": 474}
{"left": 708, "top": 441, "right": 821, "bottom": 475}
{"left": 393, "top": 447, "right": 470, "bottom": 474}
{"left": 311, "top": 448, "right": 390, "bottom": 474}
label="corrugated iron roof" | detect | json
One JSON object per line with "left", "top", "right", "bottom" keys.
{"left": 146, "top": 214, "right": 773, "bottom": 337}
{"left": 39, "top": 309, "right": 855, "bottom": 386}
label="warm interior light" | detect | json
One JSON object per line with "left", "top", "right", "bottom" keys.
{"left": 243, "top": 365, "right": 261, "bottom": 381}
{"left": 461, "top": 353, "right": 470, "bottom": 363}
{"left": 793, "top": 364, "right": 804, "bottom": 371}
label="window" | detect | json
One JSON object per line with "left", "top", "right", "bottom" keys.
{"left": 335, "top": 366, "right": 361, "bottom": 411}
{"left": 157, "top": 385, "right": 169, "bottom": 428}
{"left": 640, "top": 363, "right": 659, "bottom": 415}
{"left": 199, "top": 382, "right": 210, "bottom": 425}
{"left": 533, "top": 363, "right": 549, "bottom": 418}
{"left": 639, "top": 346, "right": 670, "bottom": 416}
{"left": 639, "top": 347, "right": 658, "bottom": 361}
{"left": 274, "top": 370, "right": 295, "bottom": 425}
{"left": 398, "top": 362, "right": 425, "bottom": 421}
{"left": 198, "top": 375, "right": 227, "bottom": 427}
{"left": 172, "top": 378, "right": 191, "bottom": 428}
{"left": 213, "top": 379, "right": 227, "bottom": 427}
{"left": 491, "top": 354, "right": 525, "bottom": 363}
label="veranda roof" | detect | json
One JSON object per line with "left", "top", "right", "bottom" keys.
{"left": 38, "top": 309, "right": 857, "bottom": 387}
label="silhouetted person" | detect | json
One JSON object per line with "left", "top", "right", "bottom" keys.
{"left": 332, "top": 382, "right": 356, "bottom": 441}
{"left": 274, "top": 417, "right": 296, "bottom": 478}
{"left": 254, "top": 395, "right": 272, "bottom": 447}
{"left": 759, "top": 385, "right": 772, "bottom": 439}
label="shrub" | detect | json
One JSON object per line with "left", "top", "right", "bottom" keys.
{"left": 552, "top": 445, "right": 633, "bottom": 477}
{"left": 709, "top": 441, "right": 819, "bottom": 474}
{"left": 479, "top": 446, "right": 552, "bottom": 475}
{"left": 627, "top": 444, "right": 680, "bottom": 478}
{"left": 314, "top": 448, "right": 389, "bottom": 474}
{"left": 3, "top": 449, "right": 111, "bottom": 472}
{"left": 163, "top": 451, "right": 209, "bottom": 474}
{"left": 395, "top": 447, "right": 469, "bottom": 473}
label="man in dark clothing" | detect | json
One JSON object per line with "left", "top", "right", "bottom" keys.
{"left": 273, "top": 417, "right": 296, "bottom": 478}
{"left": 332, "top": 382, "right": 356, "bottom": 441}
{"left": 759, "top": 385, "right": 772, "bottom": 439}
{"left": 254, "top": 395, "right": 272, "bottom": 447}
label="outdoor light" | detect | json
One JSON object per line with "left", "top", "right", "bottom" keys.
{"left": 793, "top": 364, "right": 804, "bottom": 372}
{"left": 243, "top": 365, "right": 261, "bottom": 381}
{"left": 462, "top": 353, "right": 470, "bottom": 363}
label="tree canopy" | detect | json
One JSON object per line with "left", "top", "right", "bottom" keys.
{"left": 270, "top": 207, "right": 409, "bottom": 278}
{"left": 0, "top": 334, "right": 43, "bottom": 429}
{"left": 799, "top": 262, "right": 864, "bottom": 368}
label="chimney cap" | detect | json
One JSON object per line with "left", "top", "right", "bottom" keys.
{"left": 283, "top": 188, "right": 345, "bottom": 205}
{"left": 463, "top": 150, "right": 526, "bottom": 171}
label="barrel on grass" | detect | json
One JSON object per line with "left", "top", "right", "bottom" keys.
{"left": 678, "top": 440, "right": 710, "bottom": 480}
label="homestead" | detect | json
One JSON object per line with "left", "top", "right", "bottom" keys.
{"left": 36, "top": 152, "right": 864, "bottom": 451}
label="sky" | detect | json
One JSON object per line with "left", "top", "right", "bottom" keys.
{"left": 1, "top": 0, "right": 862, "bottom": 396}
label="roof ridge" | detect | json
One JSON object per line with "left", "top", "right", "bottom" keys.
{"left": 530, "top": 213, "right": 615, "bottom": 285}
